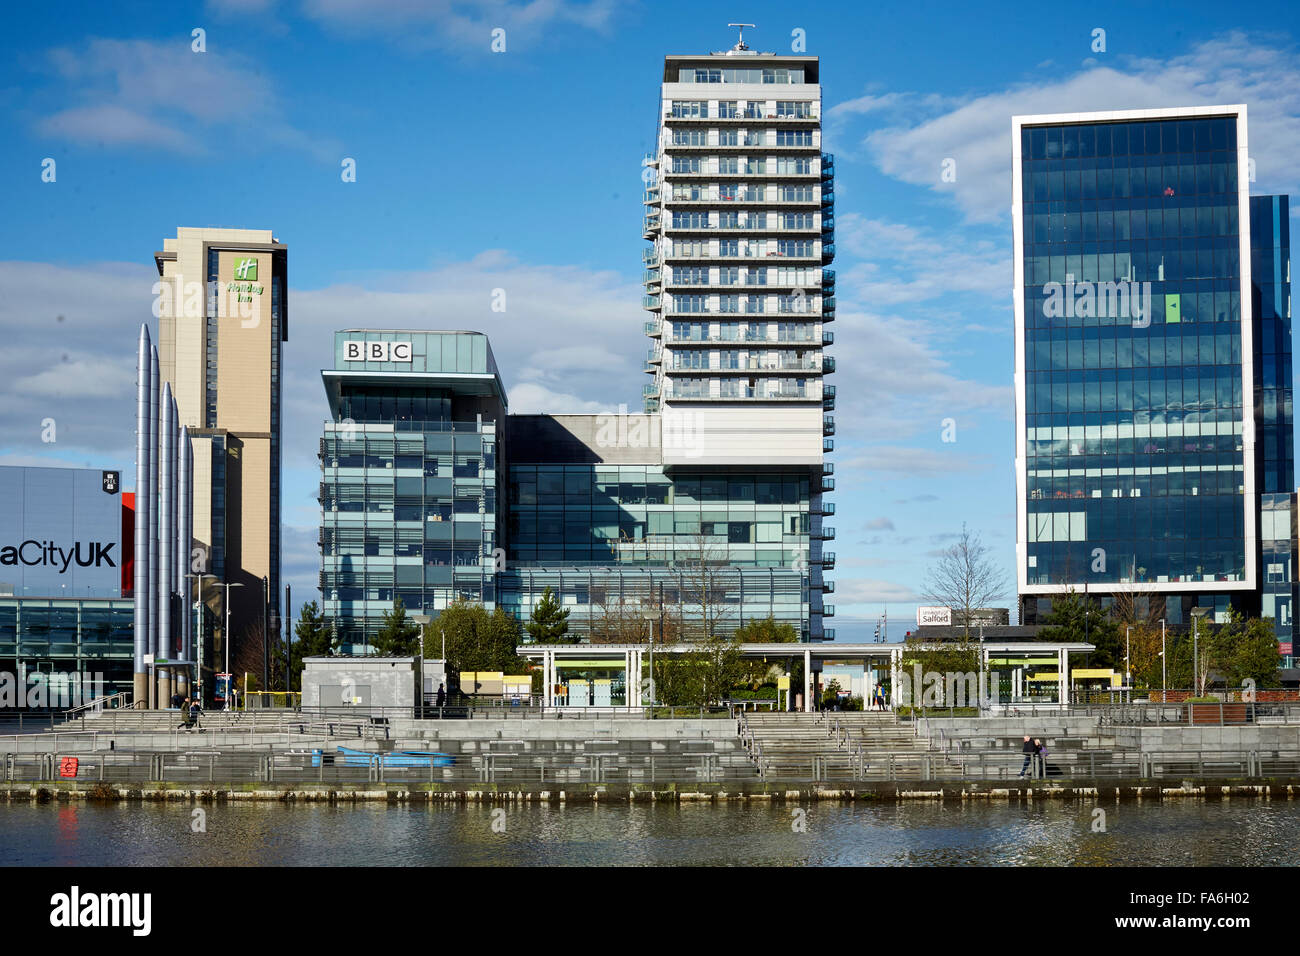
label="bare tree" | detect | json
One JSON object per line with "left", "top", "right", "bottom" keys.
{"left": 921, "top": 524, "right": 1006, "bottom": 640}
{"left": 677, "top": 533, "right": 733, "bottom": 643}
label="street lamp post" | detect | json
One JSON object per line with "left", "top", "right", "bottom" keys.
{"left": 411, "top": 614, "right": 433, "bottom": 713}
{"left": 186, "top": 572, "right": 216, "bottom": 703}
{"left": 1159, "top": 619, "right": 1166, "bottom": 698}
{"left": 1125, "top": 625, "right": 1131, "bottom": 698}
{"left": 222, "top": 581, "right": 245, "bottom": 711}
{"left": 1190, "top": 607, "right": 1210, "bottom": 697}
{"left": 641, "top": 603, "right": 657, "bottom": 718}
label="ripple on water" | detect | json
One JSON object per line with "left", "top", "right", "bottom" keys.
{"left": 3, "top": 800, "right": 1298, "bottom": 867}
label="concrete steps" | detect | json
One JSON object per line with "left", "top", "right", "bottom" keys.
{"left": 740, "top": 712, "right": 970, "bottom": 780}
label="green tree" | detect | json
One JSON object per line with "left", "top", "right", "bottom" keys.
{"left": 526, "top": 586, "right": 570, "bottom": 644}
{"left": 1037, "top": 590, "right": 1122, "bottom": 669}
{"left": 899, "top": 632, "right": 981, "bottom": 707}
{"left": 1200, "top": 610, "right": 1282, "bottom": 691}
{"left": 427, "top": 601, "right": 529, "bottom": 674}
{"left": 699, "top": 631, "right": 745, "bottom": 706}
{"left": 294, "top": 601, "right": 336, "bottom": 659}
{"left": 372, "top": 596, "right": 422, "bottom": 656}
{"left": 734, "top": 615, "right": 798, "bottom": 643}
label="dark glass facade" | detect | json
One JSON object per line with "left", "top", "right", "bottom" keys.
{"left": 507, "top": 465, "right": 810, "bottom": 567}
{"left": 1252, "top": 195, "right": 1295, "bottom": 653}
{"left": 1021, "top": 115, "right": 1248, "bottom": 591}
{"left": 0, "top": 599, "right": 134, "bottom": 704}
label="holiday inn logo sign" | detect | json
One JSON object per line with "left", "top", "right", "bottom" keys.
{"left": 227, "top": 256, "right": 263, "bottom": 305}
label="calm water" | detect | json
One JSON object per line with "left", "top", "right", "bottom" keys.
{"left": 3, "top": 801, "right": 1298, "bottom": 866}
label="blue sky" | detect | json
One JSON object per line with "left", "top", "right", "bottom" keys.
{"left": 1, "top": 0, "right": 1297, "bottom": 639}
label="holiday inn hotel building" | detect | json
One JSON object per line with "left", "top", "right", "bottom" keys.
{"left": 1013, "top": 106, "right": 1294, "bottom": 655}
{"left": 153, "top": 227, "right": 287, "bottom": 666}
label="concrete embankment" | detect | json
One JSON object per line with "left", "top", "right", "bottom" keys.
{"left": 4, "top": 779, "right": 1300, "bottom": 804}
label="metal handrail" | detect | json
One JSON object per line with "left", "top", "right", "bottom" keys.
{"left": 62, "top": 691, "right": 133, "bottom": 723}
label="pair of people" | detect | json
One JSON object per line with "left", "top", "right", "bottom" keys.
{"left": 1018, "top": 735, "right": 1048, "bottom": 777}
{"left": 177, "top": 698, "right": 202, "bottom": 730}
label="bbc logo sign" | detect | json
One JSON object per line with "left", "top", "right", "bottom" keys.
{"left": 343, "top": 341, "right": 413, "bottom": 363}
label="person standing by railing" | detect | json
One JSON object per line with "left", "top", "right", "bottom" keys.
{"left": 1018, "top": 735, "right": 1035, "bottom": 778}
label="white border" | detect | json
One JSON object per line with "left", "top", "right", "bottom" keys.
{"left": 1012, "top": 105, "right": 1254, "bottom": 596}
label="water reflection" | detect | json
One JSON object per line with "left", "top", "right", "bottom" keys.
{"left": 3, "top": 801, "right": 1296, "bottom": 867}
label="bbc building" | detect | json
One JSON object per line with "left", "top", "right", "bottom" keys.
{"left": 317, "top": 329, "right": 830, "bottom": 652}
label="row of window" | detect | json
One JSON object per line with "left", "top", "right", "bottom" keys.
{"left": 1026, "top": 425, "right": 1245, "bottom": 450}
{"left": 1020, "top": 161, "right": 1239, "bottom": 202}
{"left": 1027, "top": 470, "right": 1245, "bottom": 499}
{"left": 1024, "top": 288, "right": 1241, "bottom": 328}
{"left": 1027, "top": 382, "right": 1241, "bottom": 414}
{"left": 1023, "top": 203, "right": 1239, "bottom": 242}
{"left": 672, "top": 68, "right": 808, "bottom": 84}
{"left": 672, "top": 350, "right": 820, "bottom": 371}
{"left": 672, "top": 130, "right": 816, "bottom": 147}
{"left": 669, "top": 268, "right": 824, "bottom": 284}
{"left": 668, "top": 377, "right": 816, "bottom": 399}
{"left": 509, "top": 471, "right": 810, "bottom": 505}
{"left": 670, "top": 294, "right": 823, "bottom": 313}
{"left": 668, "top": 157, "right": 816, "bottom": 175}
{"left": 670, "top": 322, "right": 821, "bottom": 342}
{"left": 1025, "top": 331, "right": 1243, "bottom": 370}
{"left": 670, "top": 185, "right": 817, "bottom": 202}
{"left": 665, "top": 239, "right": 824, "bottom": 259}
{"left": 1023, "top": 247, "right": 1240, "bottom": 286}
{"left": 513, "top": 515, "right": 807, "bottom": 542}
{"left": 1021, "top": 119, "right": 1236, "bottom": 161}
{"left": 670, "top": 212, "right": 816, "bottom": 229}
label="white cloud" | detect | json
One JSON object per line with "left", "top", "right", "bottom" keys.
{"left": 833, "top": 578, "right": 921, "bottom": 605}
{"left": 297, "top": 0, "right": 620, "bottom": 52}
{"left": 35, "top": 37, "right": 334, "bottom": 159}
{"left": 841, "top": 31, "right": 1300, "bottom": 222}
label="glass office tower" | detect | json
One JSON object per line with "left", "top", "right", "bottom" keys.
{"left": 1014, "top": 107, "right": 1293, "bottom": 653}
{"left": 318, "top": 332, "right": 506, "bottom": 652}
{"left": 1251, "top": 195, "right": 1295, "bottom": 656}
{"left": 501, "top": 430, "right": 814, "bottom": 640}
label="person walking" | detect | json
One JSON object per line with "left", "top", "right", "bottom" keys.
{"left": 177, "top": 698, "right": 192, "bottom": 730}
{"left": 1018, "top": 735, "right": 1035, "bottom": 777}
{"left": 188, "top": 698, "right": 203, "bottom": 732}
{"left": 435, "top": 683, "right": 446, "bottom": 708}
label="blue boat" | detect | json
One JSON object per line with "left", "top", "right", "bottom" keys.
{"left": 310, "top": 747, "right": 455, "bottom": 768}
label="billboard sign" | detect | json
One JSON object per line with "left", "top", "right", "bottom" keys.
{"left": 916, "top": 605, "right": 952, "bottom": 627}
{"left": 0, "top": 466, "right": 123, "bottom": 597}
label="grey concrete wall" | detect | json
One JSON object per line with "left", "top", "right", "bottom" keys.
{"left": 388, "top": 717, "right": 733, "bottom": 741}
{"left": 918, "top": 717, "right": 1102, "bottom": 737}
{"left": 302, "top": 658, "right": 418, "bottom": 710}
{"left": 1117, "top": 725, "right": 1300, "bottom": 752}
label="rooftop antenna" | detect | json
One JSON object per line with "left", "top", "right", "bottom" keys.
{"left": 728, "top": 22, "right": 755, "bottom": 51}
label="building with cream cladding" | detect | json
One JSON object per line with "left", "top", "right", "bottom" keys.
{"left": 639, "top": 32, "right": 835, "bottom": 638}
{"left": 317, "top": 33, "right": 835, "bottom": 649}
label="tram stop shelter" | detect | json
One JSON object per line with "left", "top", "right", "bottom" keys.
{"left": 520, "top": 641, "right": 1096, "bottom": 713}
